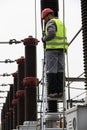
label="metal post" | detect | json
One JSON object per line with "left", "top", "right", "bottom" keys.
{"left": 23, "top": 36, "right": 39, "bottom": 121}
{"left": 12, "top": 72, "right": 18, "bottom": 129}
{"left": 16, "top": 56, "right": 25, "bottom": 126}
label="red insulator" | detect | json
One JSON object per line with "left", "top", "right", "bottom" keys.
{"left": 23, "top": 77, "right": 40, "bottom": 87}
{"left": 12, "top": 99, "right": 18, "bottom": 105}
{"left": 16, "top": 56, "right": 25, "bottom": 64}
{"left": 9, "top": 107, "right": 13, "bottom": 112}
{"left": 16, "top": 90, "right": 25, "bottom": 97}
{"left": 12, "top": 71, "right": 18, "bottom": 77}
{"left": 22, "top": 36, "right": 39, "bottom": 46}
{"left": 5, "top": 115, "right": 8, "bottom": 118}
{"left": 2, "top": 119, "right": 6, "bottom": 124}
{"left": 6, "top": 112, "right": 10, "bottom": 116}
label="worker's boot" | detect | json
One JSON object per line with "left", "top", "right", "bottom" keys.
{"left": 57, "top": 72, "right": 65, "bottom": 98}
{"left": 46, "top": 73, "right": 58, "bottom": 97}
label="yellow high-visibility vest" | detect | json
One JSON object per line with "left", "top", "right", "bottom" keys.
{"left": 45, "top": 18, "right": 68, "bottom": 50}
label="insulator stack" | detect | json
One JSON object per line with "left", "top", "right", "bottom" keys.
{"left": 80, "top": 0, "right": 87, "bottom": 88}
{"left": 41, "top": 0, "right": 59, "bottom": 17}
{"left": 12, "top": 72, "right": 18, "bottom": 129}
{"left": 1, "top": 103, "right": 6, "bottom": 130}
{"left": 16, "top": 56, "right": 25, "bottom": 126}
{"left": 23, "top": 36, "right": 39, "bottom": 121}
{"left": 5, "top": 92, "right": 10, "bottom": 130}
{"left": 9, "top": 84, "right": 13, "bottom": 130}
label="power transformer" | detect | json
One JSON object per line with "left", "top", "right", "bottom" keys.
{"left": 66, "top": 105, "right": 87, "bottom": 130}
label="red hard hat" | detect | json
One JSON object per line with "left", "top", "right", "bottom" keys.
{"left": 41, "top": 8, "right": 54, "bottom": 20}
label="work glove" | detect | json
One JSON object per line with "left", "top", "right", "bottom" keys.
{"left": 41, "top": 37, "right": 45, "bottom": 43}
{"left": 41, "top": 37, "right": 46, "bottom": 48}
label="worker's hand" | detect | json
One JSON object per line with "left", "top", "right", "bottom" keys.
{"left": 42, "top": 31, "right": 45, "bottom": 36}
{"left": 41, "top": 37, "right": 46, "bottom": 48}
{"left": 41, "top": 37, "right": 45, "bottom": 43}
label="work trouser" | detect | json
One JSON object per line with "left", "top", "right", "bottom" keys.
{"left": 47, "top": 72, "right": 64, "bottom": 95}
{"left": 45, "top": 49, "right": 65, "bottom": 95}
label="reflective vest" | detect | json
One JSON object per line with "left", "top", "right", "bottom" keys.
{"left": 45, "top": 18, "right": 68, "bottom": 50}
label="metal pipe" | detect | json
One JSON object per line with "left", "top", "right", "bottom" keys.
{"left": 69, "top": 27, "right": 82, "bottom": 46}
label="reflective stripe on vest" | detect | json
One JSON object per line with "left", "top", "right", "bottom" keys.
{"left": 45, "top": 18, "right": 68, "bottom": 50}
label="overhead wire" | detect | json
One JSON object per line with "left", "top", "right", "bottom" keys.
{"left": 0, "top": 59, "right": 15, "bottom": 63}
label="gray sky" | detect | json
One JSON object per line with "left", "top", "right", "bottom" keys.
{"left": 0, "top": 0, "right": 85, "bottom": 121}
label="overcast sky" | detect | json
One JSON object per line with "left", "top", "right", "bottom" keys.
{"left": 0, "top": 0, "right": 85, "bottom": 121}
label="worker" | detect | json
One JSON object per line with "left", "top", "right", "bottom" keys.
{"left": 41, "top": 8, "right": 68, "bottom": 98}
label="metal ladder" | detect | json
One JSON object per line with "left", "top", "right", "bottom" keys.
{"left": 40, "top": 58, "right": 67, "bottom": 130}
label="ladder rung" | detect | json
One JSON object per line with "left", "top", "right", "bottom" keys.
{"left": 47, "top": 97, "right": 63, "bottom": 101}
{"left": 45, "top": 128, "right": 67, "bottom": 130}
{"left": 45, "top": 112, "right": 63, "bottom": 115}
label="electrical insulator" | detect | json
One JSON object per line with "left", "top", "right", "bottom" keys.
{"left": 81, "top": 0, "right": 87, "bottom": 88}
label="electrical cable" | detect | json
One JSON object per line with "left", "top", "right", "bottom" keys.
{"left": 0, "top": 59, "right": 15, "bottom": 63}
{"left": 0, "top": 73, "right": 11, "bottom": 77}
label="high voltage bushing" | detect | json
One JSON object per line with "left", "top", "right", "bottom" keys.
{"left": 12, "top": 99, "right": 18, "bottom": 106}
{"left": 1, "top": 103, "right": 6, "bottom": 130}
{"left": 23, "top": 36, "right": 39, "bottom": 121}
{"left": 16, "top": 56, "right": 25, "bottom": 90}
{"left": 12, "top": 72, "right": 18, "bottom": 129}
{"left": 9, "top": 84, "right": 14, "bottom": 130}
{"left": 3, "top": 88, "right": 13, "bottom": 130}
{"left": 16, "top": 90, "right": 25, "bottom": 97}
{"left": 11, "top": 99, "right": 18, "bottom": 129}
{"left": 80, "top": 0, "right": 87, "bottom": 88}
{"left": 23, "top": 77, "right": 39, "bottom": 120}
{"left": 23, "top": 77, "right": 39, "bottom": 87}
{"left": 15, "top": 56, "right": 25, "bottom": 126}
{"left": 5, "top": 92, "right": 10, "bottom": 130}
{"left": 23, "top": 36, "right": 39, "bottom": 77}
{"left": 12, "top": 72, "right": 18, "bottom": 99}
{"left": 41, "top": 0, "right": 59, "bottom": 17}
